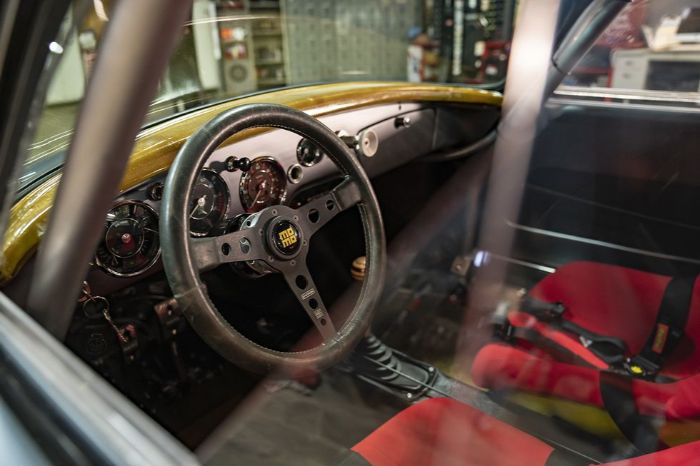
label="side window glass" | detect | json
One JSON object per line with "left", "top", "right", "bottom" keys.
{"left": 559, "top": 1, "right": 700, "bottom": 100}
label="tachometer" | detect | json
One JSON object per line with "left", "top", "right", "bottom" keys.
{"left": 95, "top": 201, "right": 160, "bottom": 277}
{"left": 239, "top": 157, "right": 286, "bottom": 213}
{"left": 189, "top": 169, "right": 229, "bottom": 237}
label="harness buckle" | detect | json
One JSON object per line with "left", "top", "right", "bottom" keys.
{"left": 624, "top": 356, "right": 660, "bottom": 379}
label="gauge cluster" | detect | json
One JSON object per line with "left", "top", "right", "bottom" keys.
{"left": 94, "top": 154, "right": 317, "bottom": 278}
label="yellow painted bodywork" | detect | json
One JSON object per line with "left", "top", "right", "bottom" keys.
{"left": 1, "top": 82, "right": 501, "bottom": 282}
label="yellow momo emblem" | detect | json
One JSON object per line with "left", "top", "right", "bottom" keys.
{"left": 271, "top": 220, "right": 301, "bottom": 256}
{"left": 278, "top": 226, "right": 298, "bottom": 248}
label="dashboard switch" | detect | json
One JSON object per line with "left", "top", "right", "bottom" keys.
{"left": 394, "top": 116, "right": 412, "bottom": 128}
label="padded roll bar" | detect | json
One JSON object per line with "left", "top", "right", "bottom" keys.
{"left": 27, "top": 0, "right": 192, "bottom": 338}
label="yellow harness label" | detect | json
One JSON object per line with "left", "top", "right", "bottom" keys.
{"left": 652, "top": 323, "right": 669, "bottom": 354}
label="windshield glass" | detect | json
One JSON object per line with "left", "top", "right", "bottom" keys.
{"left": 24, "top": 0, "right": 514, "bottom": 190}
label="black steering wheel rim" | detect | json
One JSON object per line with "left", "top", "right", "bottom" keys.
{"left": 160, "top": 103, "right": 386, "bottom": 374}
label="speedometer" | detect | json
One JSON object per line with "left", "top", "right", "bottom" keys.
{"left": 95, "top": 201, "right": 160, "bottom": 277}
{"left": 239, "top": 157, "right": 286, "bottom": 213}
{"left": 189, "top": 169, "right": 229, "bottom": 237}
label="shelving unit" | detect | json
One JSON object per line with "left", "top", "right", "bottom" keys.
{"left": 250, "top": 0, "right": 288, "bottom": 88}
{"left": 215, "top": 0, "right": 258, "bottom": 94}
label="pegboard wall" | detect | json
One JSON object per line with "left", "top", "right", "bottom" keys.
{"left": 281, "top": 0, "right": 421, "bottom": 84}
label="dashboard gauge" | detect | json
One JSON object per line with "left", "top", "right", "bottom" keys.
{"left": 239, "top": 157, "right": 287, "bottom": 213}
{"left": 95, "top": 201, "right": 160, "bottom": 277}
{"left": 189, "top": 169, "right": 229, "bottom": 237}
{"left": 296, "top": 138, "right": 324, "bottom": 167}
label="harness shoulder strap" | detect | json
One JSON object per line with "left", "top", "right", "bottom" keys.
{"left": 627, "top": 275, "right": 696, "bottom": 377}
{"left": 599, "top": 371, "right": 667, "bottom": 454}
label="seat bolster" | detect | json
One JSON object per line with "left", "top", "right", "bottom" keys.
{"left": 350, "top": 394, "right": 700, "bottom": 465}
{"left": 472, "top": 343, "right": 605, "bottom": 407}
{"left": 352, "top": 397, "right": 556, "bottom": 466}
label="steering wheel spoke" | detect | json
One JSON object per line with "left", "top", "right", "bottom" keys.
{"left": 280, "top": 260, "right": 337, "bottom": 342}
{"left": 298, "top": 177, "right": 361, "bottom": 237}
{"left": 190, "top": 230, "right": 265, "bottom": 272}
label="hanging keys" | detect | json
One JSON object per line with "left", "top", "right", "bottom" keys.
{"left": 79, "top": 281, "right": 137, "bottom": 358}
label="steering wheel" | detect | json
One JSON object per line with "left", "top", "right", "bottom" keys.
{"left": 160, "top": 104, "right": 386, "bottom": 373}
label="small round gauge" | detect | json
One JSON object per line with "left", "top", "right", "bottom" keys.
{"left": 189, "top": 169, "right": 229, "bottom": 237}
{"left": 239, "top": 157, "right": 287, "bottom": 213}
{"left": 95, "top": 201, "right": 160, "bottom": 277}
{"left": 296, "top": 138, "right": 324, "bottom": 167}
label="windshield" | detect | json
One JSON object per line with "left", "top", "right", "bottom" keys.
{"left": 24, "top": 0, "right": 514, "bottom": 190}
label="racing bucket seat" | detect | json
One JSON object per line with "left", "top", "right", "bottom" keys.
{"left": 468, "top": 259, "right": 700, "bottom": 449}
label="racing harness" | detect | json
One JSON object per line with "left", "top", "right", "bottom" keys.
{"left": 495, "top": 276, "right": 696, "bottom": 454}
{"left": 497, "top": 275, "right": 695, "bottom": 380}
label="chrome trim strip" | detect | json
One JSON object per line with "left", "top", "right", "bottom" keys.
{"left": 477, "top": 250, "right": 555, "bottom": 274}
{"left": 508, "top": 221, "right": 700, "bottom": 266}
{"left": 548, "top": 97, "right": 700, "bottom": 115}
{"left": 554, "top": 85, "right": 700, "bottom": 104}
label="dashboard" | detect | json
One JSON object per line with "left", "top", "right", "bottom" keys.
{"left": 87, "top": 102, "right": 498, "bottom": 292}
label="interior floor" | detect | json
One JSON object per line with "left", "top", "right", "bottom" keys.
{"left": 198, "top": 371, "right": 405, "bottom": 466}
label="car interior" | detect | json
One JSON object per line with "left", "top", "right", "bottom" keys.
{"left": 2, "top": 0, "right": 700, "bottom": 465}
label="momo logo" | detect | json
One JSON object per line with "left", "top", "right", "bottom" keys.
{"left": 278, "top": 226, "right": 297, "bottom": 248}
{"left": 270, "top": 220, "right": 302, "bottom": 256}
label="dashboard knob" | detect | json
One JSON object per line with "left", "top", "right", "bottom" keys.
{"left": 357, "top": 129, "right": 379, "bottom": 158}
{"left": 351, "top": 256, "right": 366, "bottom": 281}
{"left": 225, "top": 156, "right": 251, "bottom": 172}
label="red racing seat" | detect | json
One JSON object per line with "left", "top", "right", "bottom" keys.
{"left": 503, "top": 261, "right": 700, "bottom": 379}
{"left": 348, "top": 397, "right": 700, "bottom": 465}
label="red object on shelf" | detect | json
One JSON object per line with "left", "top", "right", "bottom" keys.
{"left": 479, "top": 40, "right": 510, "bottom": 83}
